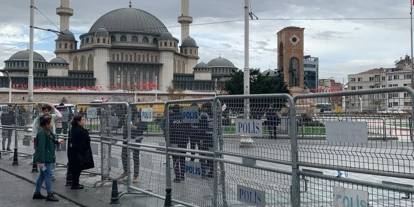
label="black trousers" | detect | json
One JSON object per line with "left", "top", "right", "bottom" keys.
{"left": 68, "top": 161, "right": 81, "bottom": 186}
{"left": 172, "top": 143, "right": 187, "bottom": 180}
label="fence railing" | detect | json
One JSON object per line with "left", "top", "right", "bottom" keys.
{"left": 0, "top": 87, "right": 413, "bottom": 206}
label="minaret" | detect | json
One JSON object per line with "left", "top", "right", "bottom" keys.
{"left": 56, "top": 0, "right": 73, "bottom": 32}
{"left": 178, "top": 0, "right": 193, "bottom": 42}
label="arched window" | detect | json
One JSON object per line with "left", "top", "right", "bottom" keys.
{"left": 130, "top": 55, "right": 133, "bottom": 61}
{"left": 80, "top": 56, "right": 86, "bottom": 70}
{"left": 289, "top": 57, "right": 300, "bottom": 87}
{"left": 97, "top": 38, "right": 100, "bottom": 43}
{"left": 190, "top": 49, "right": 192, "bottom": 54}
{"left": 153, "top": 38, "right": 158, "bottom": 45}
{"left": 184, "top": 49, "right": 187, "bottom": 54}
{"left": 146, "top": 54, "right": 149, "bottom": 62}
{"left": 70, "top": 44, "right": 73, "bottom": 49}
{"left": 120, "top": 35, "right": 127, "bottom": 42}
{"left": 111, "top": 35, "right": 116, "bottom": 42}
{"left": 59, "top": 43, "right": 62, "bottom": 49}
{"left": 64, "top": 43, "right": 68, "bottom": 49}
{"left": 73, "top": 56, "right": 79, "bottom": 70}
{"left": 142, "top": 36, "right": 149, "bottom": 44}
{"left": 164, "top": 42, "right": 167, "bottom": 47}
{"left": 81, "top": 39, "right": 84, "bottom": 45}
{"left": 132, "top": 36, "right": 138, "bottom": 42}
{"left": 116, "top": 54, "right": 120, "bottom": 61}
{"left": 169, "top": 42, "right": 172, "bottom": 47}
{"left": 103, "top": 38, "right": 106, "bottom": 43}
{"left": 138, "top": 54, "right": 141, "bottom": 62}
{"left": 86, "top": 38, "right": 89, "bottom": 43}
{"left": 88, "top": 55, "right": 94, "bottom": 71}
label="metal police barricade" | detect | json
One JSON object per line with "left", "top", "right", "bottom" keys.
{"left": 0, "top": 103, "right": 39, "bottom": 164}
{"left": 125, "top": 102, "right": 169, "bottom": 200}
{"left": 164, "top": 98, "right": 219, "bottom": 207}
{"left": 74, "top": 102, "right": 130, "bottom": 188}
{"left": 293, "top": 87, "right": 414, "bottom": 207}
{"left": 215, "top": 94, "right": 297, "bottom": 207}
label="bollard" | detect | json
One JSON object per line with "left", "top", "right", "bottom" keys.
{"left": 12, "top": 129, "right": 18, "bottom": 165}
{"left": 110, "top": 180, "right": 120, "bottom": 204}
{"left": 164, "top": 188, "right": 172, "bottom": 207}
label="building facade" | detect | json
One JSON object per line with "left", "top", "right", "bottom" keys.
{"left": 0, "top": 0, "right": 237, "bottom": 92}
{"left": 347, "top": 62, "right": 413, "bottom": 112}
{"left": 304, "top": 55, "right": 319, "bottom": 90}
{"left": 277, "top": 27, "right": 305, "bottom": 89}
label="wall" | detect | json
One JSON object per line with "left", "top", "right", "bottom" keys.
{"left": 0, "top": 90, "right": 213, "bottom": 104}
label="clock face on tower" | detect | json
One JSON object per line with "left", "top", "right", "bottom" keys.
{"left": 290, "top": 35, "right": 300, "bottom": 45}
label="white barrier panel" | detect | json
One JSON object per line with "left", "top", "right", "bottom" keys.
{"left": 333, "top": 187, "right": 368, "bottom": 207}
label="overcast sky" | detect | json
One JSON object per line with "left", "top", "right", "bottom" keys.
{"left": 0, "top": 0, "right": 412, "bottom": 82}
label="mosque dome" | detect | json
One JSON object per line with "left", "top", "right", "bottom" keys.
{"left": 181, "top": 36, "right": 197, "bottom": 47}
{"left": 89, "top": 8, "right": 169, "bottom": 35}
{"left": 207, "top": 57, "right": 236, "bottom": 68}
{"left": 8, "top": 50, "right": 46, "bottom": 62}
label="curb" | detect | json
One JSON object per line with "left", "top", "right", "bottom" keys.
{"left": 0, "top": 166, "right": 88, "bottom": 207}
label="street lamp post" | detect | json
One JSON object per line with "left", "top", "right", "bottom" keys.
{"left": 28, "top": 0, "right": 35, "bottom": 102}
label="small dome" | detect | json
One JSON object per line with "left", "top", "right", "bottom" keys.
{"left": 8, "top": 50, "right": 46, "bottom": 62}
{"left": 207, "top": 57, "right": 236, "bottom": 68}
{"left": 181, "top": 36, "right": 197, "bottom": 47}
{"left": 49, "top": 57, "right": 68, "bottom": 65}
{"left": 159, "top": 32, "right": 174, "bottom": 41}
{"left": 194, "top": 62, "right": 208, "bottom": 69}
{"left": 95, "top": 27, "right": 109, "bottom": 37}
{"left": 57, "top": 30, "right": 76, "bottom": 41}
{"left": 89, "top": 8, "right": 169, "bottom": 35}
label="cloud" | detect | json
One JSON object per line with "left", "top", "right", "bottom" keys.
{"left": 0, "top": 0, "right": 412, "bottom": 81}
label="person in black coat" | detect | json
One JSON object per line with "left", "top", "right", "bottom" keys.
{"left": 67, "top": 115, "right": 94, "bottom": 190}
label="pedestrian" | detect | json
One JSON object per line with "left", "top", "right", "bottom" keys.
{"left": 121, "top": 108, "right": 146, "bottom": 183}
{"left": 32, "top": 115, "right": 63, "bottom": 202}
{"left": 67, "top": 115, "right": 94, "bottom": 190}
{"left": 170, "top": 104, "right": 186, "bottom": 183}
{"left": 1, "top": 105, "right": 15, "bottom": 151}
{"left": 265, "top": 104, "right": 280, "bottom": 139}
{"left": 32, "top": 104, "right": 62, "bottom": 178}
{"left": 199, "top": 103, "right": 214, "bottom": 178}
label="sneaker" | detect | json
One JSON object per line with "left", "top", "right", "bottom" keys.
{"left": 71, "top": 185, "right": 84, "bottom": 190}
{"left": 46, "top": 193, "right": 59, "bottom": 202}
{"left": 32, "top": 192, "right": 46, "bottom": 200}
{"left": 133, "top": 176, "right": 139, "bottom": 184}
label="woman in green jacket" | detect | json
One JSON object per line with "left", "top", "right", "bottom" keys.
{"left": 32, "top": 115, "right": 62, "bottom": 202}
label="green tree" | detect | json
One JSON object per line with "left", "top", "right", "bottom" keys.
{"left": 225, "top": 69, "right": 289, "bottom": 95}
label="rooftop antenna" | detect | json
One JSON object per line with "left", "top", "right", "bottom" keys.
{"left": 129, "top": 0, "right": 132, "bottom": 8}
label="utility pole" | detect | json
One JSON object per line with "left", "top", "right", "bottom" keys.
{"left": 411, "top": 0, "right": 414, "bottom": 89}
{"left": 29, "top": 0, "right": 35, "bottom": 102}
{"left": 244, "top": 0, "right": 250, "bottom": 116}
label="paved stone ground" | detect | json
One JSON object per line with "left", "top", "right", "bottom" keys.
{"left": 0, "top": 170, "right": 76, "bottom": 207}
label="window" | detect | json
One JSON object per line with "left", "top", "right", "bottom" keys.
{"left": 358, "top": 86, "right": 363, "bottom": 89}
{"left": 350, "top": 78, "right": 355, "bottom": 82}
{"left": 357, "top": 78, "right": 362, "bottom": 82}
{"left": 393, "top": 84, "right": 398, "bottom": 87}
{"left": 393, "top": 102, "right": 399, "bottom": 106}
{"left": 404, "top": 93, "right": 409, "bottom": 98}
{"left": 388, "top": 75, "right": 392, "bottom": 81}
{"left": 405, "top": 102, "right": 412, "bottom": 106}
{"left": 111, "top": 36, "right": 116, "bottom": 42}
{"left": 103, "top": 38, "right": 106, "bottom": 43}
{"left": 388, "top": 84, "right": 393, "bottom": 87}
{"left": 382, "top": 77, "right": 385, "bottom": 81}
{"left": 369, "top": 77, "right": 374, "bottom": 81}
{"left": 64, "top": 43, "right": 68, "bottom": 49}
{"left": 394, "top": 75, "right": 399, "bottom": 80}
{"left": 164, "top": 42, "right": 167, "bottom": 47}
{"left": 86, "top": 38, "right": 89, "bottom": 43}
{"left": 97, "top": 38, "right": 100, "bottom": 43}
{"left": 142, "top": 37, "right": 149, "bottom": 44}
{"left": 120, "top": 35, "right": 127, "bottom": 42}
{"left": 405, "top": 74, "right": 412, "bottom": 79}
{"left": 382, "top": 85, "right": 386, "bottom": 88}
{"left": 132, "top": 36, "right": 138, "bottom": 42}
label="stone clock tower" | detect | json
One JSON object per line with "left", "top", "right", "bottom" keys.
{"left": 277, "top": 27, "right": 305, "bottom": 90}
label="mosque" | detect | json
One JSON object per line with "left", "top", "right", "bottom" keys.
{"left": 0, "top": 0, "right": 237, "bottom": 92}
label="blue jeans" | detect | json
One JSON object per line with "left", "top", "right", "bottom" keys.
{"left": 35, "top": 163, "right": 53, "bottom": 194}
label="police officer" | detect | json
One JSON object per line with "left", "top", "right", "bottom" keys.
{"left": 188, "top": 103, "right": 200, "bottom": 162}
{"left": 199, "top": 103, "right": 214, "bottom": 178}
{"left": 169, "top": 104, "right": 186, "bottom": 182}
